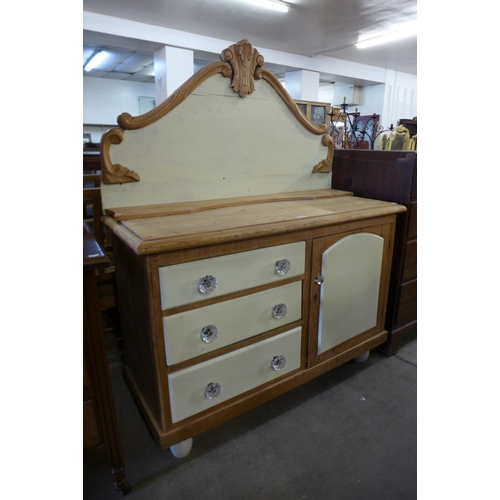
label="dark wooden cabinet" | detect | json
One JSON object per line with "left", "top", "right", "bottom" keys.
{"left": 83, "top": 223, "right": 131, "bottom": 495}
{"left": 331, "top": 150, "right": 417, "bottom": 355}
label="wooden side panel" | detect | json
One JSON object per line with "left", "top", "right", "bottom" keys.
{"left": 101, "top": 75, "right": 331, "bottom": 210}
{"left": 402, "top": 240, "right": 417, "bottom": 282}
{"left": 395, "top": 279, "right": 417, "bottom": 328}
{"left": 408, "top": 201, "right": 417, "bottom": 239}
{"left": 113, "top": 239, "right": 164, "bottom": 429}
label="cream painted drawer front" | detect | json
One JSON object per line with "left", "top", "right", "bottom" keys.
{"left": 164, "top": 281, "right": 302, "bottom": 365}
{"left": 159, "top": 241, "right": 305, "bottom": 310}
{"left": 167, "top": 327, "right": 302, "bottom": 423}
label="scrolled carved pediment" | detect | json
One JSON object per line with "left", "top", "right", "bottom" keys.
{"left": 100, "top": 39, "right": 332, "bottom": 191}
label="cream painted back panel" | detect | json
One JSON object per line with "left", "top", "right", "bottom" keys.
{"left": 163, "top": 281, "right": 302, "bottom": 365}
{"left": 168, "top": 327, "right": 302, "bottom": 423}
{"left": 101, "top": 74, "right": 330, "bottom": 209}
{"left": 159, "top": 241, "right": 305, "bottom": 310}
{"left": 317, "top": 233, "right": 383, "bottom": 354}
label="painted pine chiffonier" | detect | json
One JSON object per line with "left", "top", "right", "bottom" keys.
{"left": 100, "top": 40, "right": 406, "bottom": 458}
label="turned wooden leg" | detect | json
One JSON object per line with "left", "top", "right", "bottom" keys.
{"left": 111, "top": 467, "right": 132, "bottom": 495}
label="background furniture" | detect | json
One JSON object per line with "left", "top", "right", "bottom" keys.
{"left": 295, "top": 99, "right": 331, "bottom": 126}
{"left": 83, "top": 154, "right": 122, "bottom": 350}
{"left": 83, "top": 222, "right": 131, "bottom": 495}
{"left": 331, "top": 150, "right": 417, "bottom": 355}
{"left": 399, "top": 118, "right": 417, "bottom": 137}
{"left": 99, "top": 39, "right": 406, "bottom": 457}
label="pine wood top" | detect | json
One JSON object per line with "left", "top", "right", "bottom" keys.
{"left": 104, "top": 189, "right": 352, "bottom": 221}
{"left": 102, "top": 190, "right": 406, "bottom": 255}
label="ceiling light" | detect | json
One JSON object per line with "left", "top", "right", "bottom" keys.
{"left": 246, "top": 0, "right": 290, "bottom": 13}
{"left": 356, "top": 20, "right": 417, "bottom": 49}
{"left": 84, "top": 51, "right": 109, "bottom": 72}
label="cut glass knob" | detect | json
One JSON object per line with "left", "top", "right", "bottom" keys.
{"left": 201, "top": 325, "right": 219, "bottom": 343}
{"left": 271, "top": 303, "right": 288, "bottom": 320}
{"left": 315, "top": 275, "right": 324, "bottom": 285}
{"left": 198, "top": 275, "right": 218, "bottom": 294}
{"left": 204, "top": 382, "right": 222, "bottom": 400}
{"left": 271, "top": 355, "right": 287, "bottom": 371}
{"left": 275, "top": 258, "right": 291, "bottom": 276}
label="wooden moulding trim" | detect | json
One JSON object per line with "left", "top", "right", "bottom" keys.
{"left": 101, "top": 39, "right": 331, "bottom": 184}
{"left": 105, "top": 189, "right": 352, "bottom": 221}
{"left": 101, "top": 215, "right": 143, "bottom": 253}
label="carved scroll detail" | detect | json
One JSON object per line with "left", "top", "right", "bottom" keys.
{"left": 312, "top": 135, "right": 334, "bottom": 173}
{"left": 221, "top": 39, "right": 264, "bottom": 97}
{"left": 100, "top": 128, "right": 140, "bottom": 184}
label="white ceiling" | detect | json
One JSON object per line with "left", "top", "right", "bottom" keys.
{"left": 83, "top": 0, "right": 417, "bottom": 86}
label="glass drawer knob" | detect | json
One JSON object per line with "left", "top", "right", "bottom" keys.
{"left": 271, "top": 355, "right": 287, "bottom": 371}
{"left": 275, "top": 258, "right": 291, "bottom": 276}
{"left": 271, "top": 303, "right": 288, "bottom": 320}
{"left": 198, "top": 275, "right": 218, "bottom": 294}
{"left": 201, "top": 325, "right": 219, "bottom": 343}
{"left": 204, "top": 382, "right": 222, "bottom": 400}
{"left": 315, "top": 275, "right": 324, "bottom": 285}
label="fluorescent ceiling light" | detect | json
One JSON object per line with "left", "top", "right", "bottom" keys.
{"left": 356, "top": 20, "right": 417, "bottom": 49}
{"left": 246, "top": 0, "right": 290, "bottom": 13}
{"left": 84, "top": 51, "right": 109, "bottom": 72}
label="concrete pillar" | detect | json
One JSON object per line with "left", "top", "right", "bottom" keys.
{"left": 285, "top": 70, "right": 320, "bottom": 101}
{"left": 154, "top": 46, "right": 194, "bottom": 104}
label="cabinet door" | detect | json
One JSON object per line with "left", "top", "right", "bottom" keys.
{"left": 309, "top": 224, "right": 393, "bottom": 364}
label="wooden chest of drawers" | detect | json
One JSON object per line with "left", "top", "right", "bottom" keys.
{"left": 105, "top": 192, "right": 405, "bottom": 454}
{"left": 99, "top": 39, "right": 406, "bottom": 456}
{"left": 331, "top": 150, "right": 417, "bottom": 354}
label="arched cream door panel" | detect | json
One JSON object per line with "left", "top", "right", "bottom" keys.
{"left": 317, "top": 233, "right": 384, "bottom": 354}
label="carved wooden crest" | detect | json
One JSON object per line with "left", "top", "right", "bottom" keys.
{"left": 221, "top": 39, "right": 264, "bottom": 98}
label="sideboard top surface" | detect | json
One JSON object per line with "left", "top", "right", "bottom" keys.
{"left": 103, "top": 190, "right": 406, "bottom": 255}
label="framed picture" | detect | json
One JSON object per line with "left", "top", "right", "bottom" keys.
{"left": 295, "top": 100, "right": 330, "bottom": 126}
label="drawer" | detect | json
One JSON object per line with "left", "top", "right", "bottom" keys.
{"left": 167, "top": 327, "right": 302, "bottom": 423}
{"left": 159, "top": 241, "right": 305, "bottom": 310}
{"left": 164, "top": 281, "right": 302, "bottom": 365}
